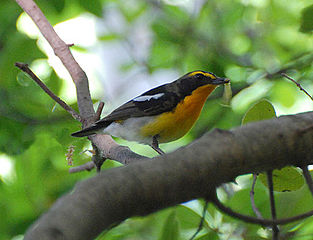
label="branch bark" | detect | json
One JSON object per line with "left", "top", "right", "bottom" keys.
{"left": 24, "top": 111, "right": 313, "bottom": 240}
{"left": 15, "top": 0, "right": 94, "bottom": 119}
{"left": 14, "top": 1, "right": 313, "bottom": 239}
{"left": 15, "top": 0, "right": 146, "bottom": 166}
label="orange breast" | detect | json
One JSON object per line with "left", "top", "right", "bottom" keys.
{"left": 140, "top": 84, "right": 217, "bottom": 143}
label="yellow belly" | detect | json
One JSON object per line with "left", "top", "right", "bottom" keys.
{"left": 140, "top": 84, "right": 217, "bottom": 143}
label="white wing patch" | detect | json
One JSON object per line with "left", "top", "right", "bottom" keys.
{"left": 133, "top": 93, "right": 164, "bottom": 102}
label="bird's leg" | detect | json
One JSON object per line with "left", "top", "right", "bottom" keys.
{"left": 151, "top": 135, "right": 165, "bottom": 155}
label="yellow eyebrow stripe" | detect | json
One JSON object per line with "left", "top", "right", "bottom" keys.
{"left": 188, "top": 71, "right": 216, "bottom": 79}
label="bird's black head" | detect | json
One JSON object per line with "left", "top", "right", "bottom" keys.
{"left": 184, "top": 70, "right": 230, "bottom": 85}
{"left": 176, "top": 70, "right": 229, "bottom": 95}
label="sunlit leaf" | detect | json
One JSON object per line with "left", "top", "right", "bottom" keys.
{"left": 242, "top": 101, "right": 304, "bottom": 191}
{"left": 242, "top": 99, "right": 276, "bottom": 125}
{"left": 176, "top": 203, "right": 205, "bottom": 230}
{"left": 270, "top": 80, "right": 297, "bottom": 108}
{"left": 195, "top": 232, "right": 219, "bottom": 240}
{"left": 159, "top": 210, "right": 180, "bottom": 240}
{"left": 98, "top": 34, "right": 121, "bottom": 41}
{"left": 259, "top": 167, "right": 304, "bottom": 192}
{"left": 70, "top": 45, "right": 89, "bottom": 53}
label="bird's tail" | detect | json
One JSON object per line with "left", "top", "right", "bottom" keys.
{"left": 71, "top": 121, "right": 111, "bottom": 137}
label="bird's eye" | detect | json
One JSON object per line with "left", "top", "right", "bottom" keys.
{"left": 195, "top": 73, "right": 204, "bottom": 79}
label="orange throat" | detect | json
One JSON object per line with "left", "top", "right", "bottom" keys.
{"left": 141, "top": 84, "right": 217, "bottom": 143}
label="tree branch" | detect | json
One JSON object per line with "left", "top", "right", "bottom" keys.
{"left": 15, "top": 0, "right": 147, "bottom": 167}
{"left": 250, "top": 173, "right": 263, "bottom": 219}
{"left": 95, "top": 102, "right": 104, "bottom": 121}
{"left": 211, "top": 189, "right": 313, "bottom": 226}
{"left": 189, "top": 201, "right": 209, "bottom": 240}
{"left": 301, "top": 165, "right": 313, "bottom": 197}
{"left": 24, "top": 112, "right": 313, "bottom": 240}
{"left": 266, "top": 171, "right": 279, "bottom": 240}
{"left": 15, "top": 0, "right": 94, "bottom": 119}
{"left": 281, "top": 73, "right": 313, "bottom": 101}
{"left": 69, "top": 161, "right": 96, "bottom": 173}
{"left": 14, "top": 1, "right": 313, "bottom": 239}
{"left": 15, "top": 62, "right": 81, "bottom": 121}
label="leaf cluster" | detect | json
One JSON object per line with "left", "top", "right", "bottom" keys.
{"left": 1, "top": 0, "right": 312, "bottom": 239}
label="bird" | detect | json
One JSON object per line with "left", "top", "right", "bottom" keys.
{"left": 71, "top": 70, "right": 230, "bottom": 155}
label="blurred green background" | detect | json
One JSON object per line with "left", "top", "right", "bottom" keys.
{"left": 0, "top": 0, "right": 312, "bottom": 239}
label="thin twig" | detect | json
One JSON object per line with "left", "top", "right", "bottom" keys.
{"left": 281, "top": 73, "right": 313, "bottom": 101}
{"left": 301, "top": 165, "right": 313, "bottom": 197}
{"left": 69, "top": 161, "right": 95, "bottom": 173}
{"left": 15, "top": 62, "right": 81, "bottom": 121}
{"left": 210, "top": 190, "right": 313, "bottom": 227}
{"left": 189, "top": 201, "right": 209, "bottom": 240}
{"left": 95, "top": 102, "right": 104, "bottom": 121}
{"left": 250, "top": 173, "right": 263, "bottom": 219}
{"left": 266, "top": 171, "right": 279, "bottom": 240}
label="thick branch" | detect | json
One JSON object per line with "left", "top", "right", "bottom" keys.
{"left": 24, "top": 112, "right": 313, "bottom": 240}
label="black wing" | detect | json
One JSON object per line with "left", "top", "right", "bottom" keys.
{"left": 97, "top": 84, "right": 181, "bottom": 124}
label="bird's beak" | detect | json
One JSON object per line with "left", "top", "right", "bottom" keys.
{"left": 211, "top": 77, "right": 230, "bottom": 85}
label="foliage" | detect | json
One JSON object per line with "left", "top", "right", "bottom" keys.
{"left": 242, "top": 99, "right": 305, "bottom": 192}
{"left": 0, "top": 0, "right": 312, "bottom": 239}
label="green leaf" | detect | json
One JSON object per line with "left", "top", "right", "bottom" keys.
{"left": 159, "top": 210, "right": 180, "bottom": 240}
{"left": 195, "top": 232, "right": 219, "bottom": 240}
{"left": 50, "top": 0, "right": 65, "bottom": 13}
{"left": 47, "top": 70, "right": 62, "bottom": 95}
{"left": 270, "top": 80, "right": 297, "bottom": 108}
{"left": 16, "top": 71, "right": 32, "bottom": 87}
{"left": 98, "top": 34, "right": 121, "bottom": 41}
{"left": 117, "top": 1, "right": 147, "bottom": 22}
{"left": 242, "top": 101, "right": 304, "bottom": 192}
{"left": 149, "top": 41, "right": 178, "bottom": 68}
{"left": 259, "top": 167, "right": 304, "bottom": 192}
{"left": 242, "top": 99, "right": 276, "bottom": 125}
{"left": 227, "top": 187, "right": 268, "bottom": 216}
{"left": 77, "top": 0, "right": 103, "bottom": 17}
{"left": 300, "top": 4, "right": 313, "bottom": 33}
{"left": 70, "top": 45, "right": 89, "bottom": 53}
{"left": 176, "top": 203, "right": 205, "bottom": 230}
